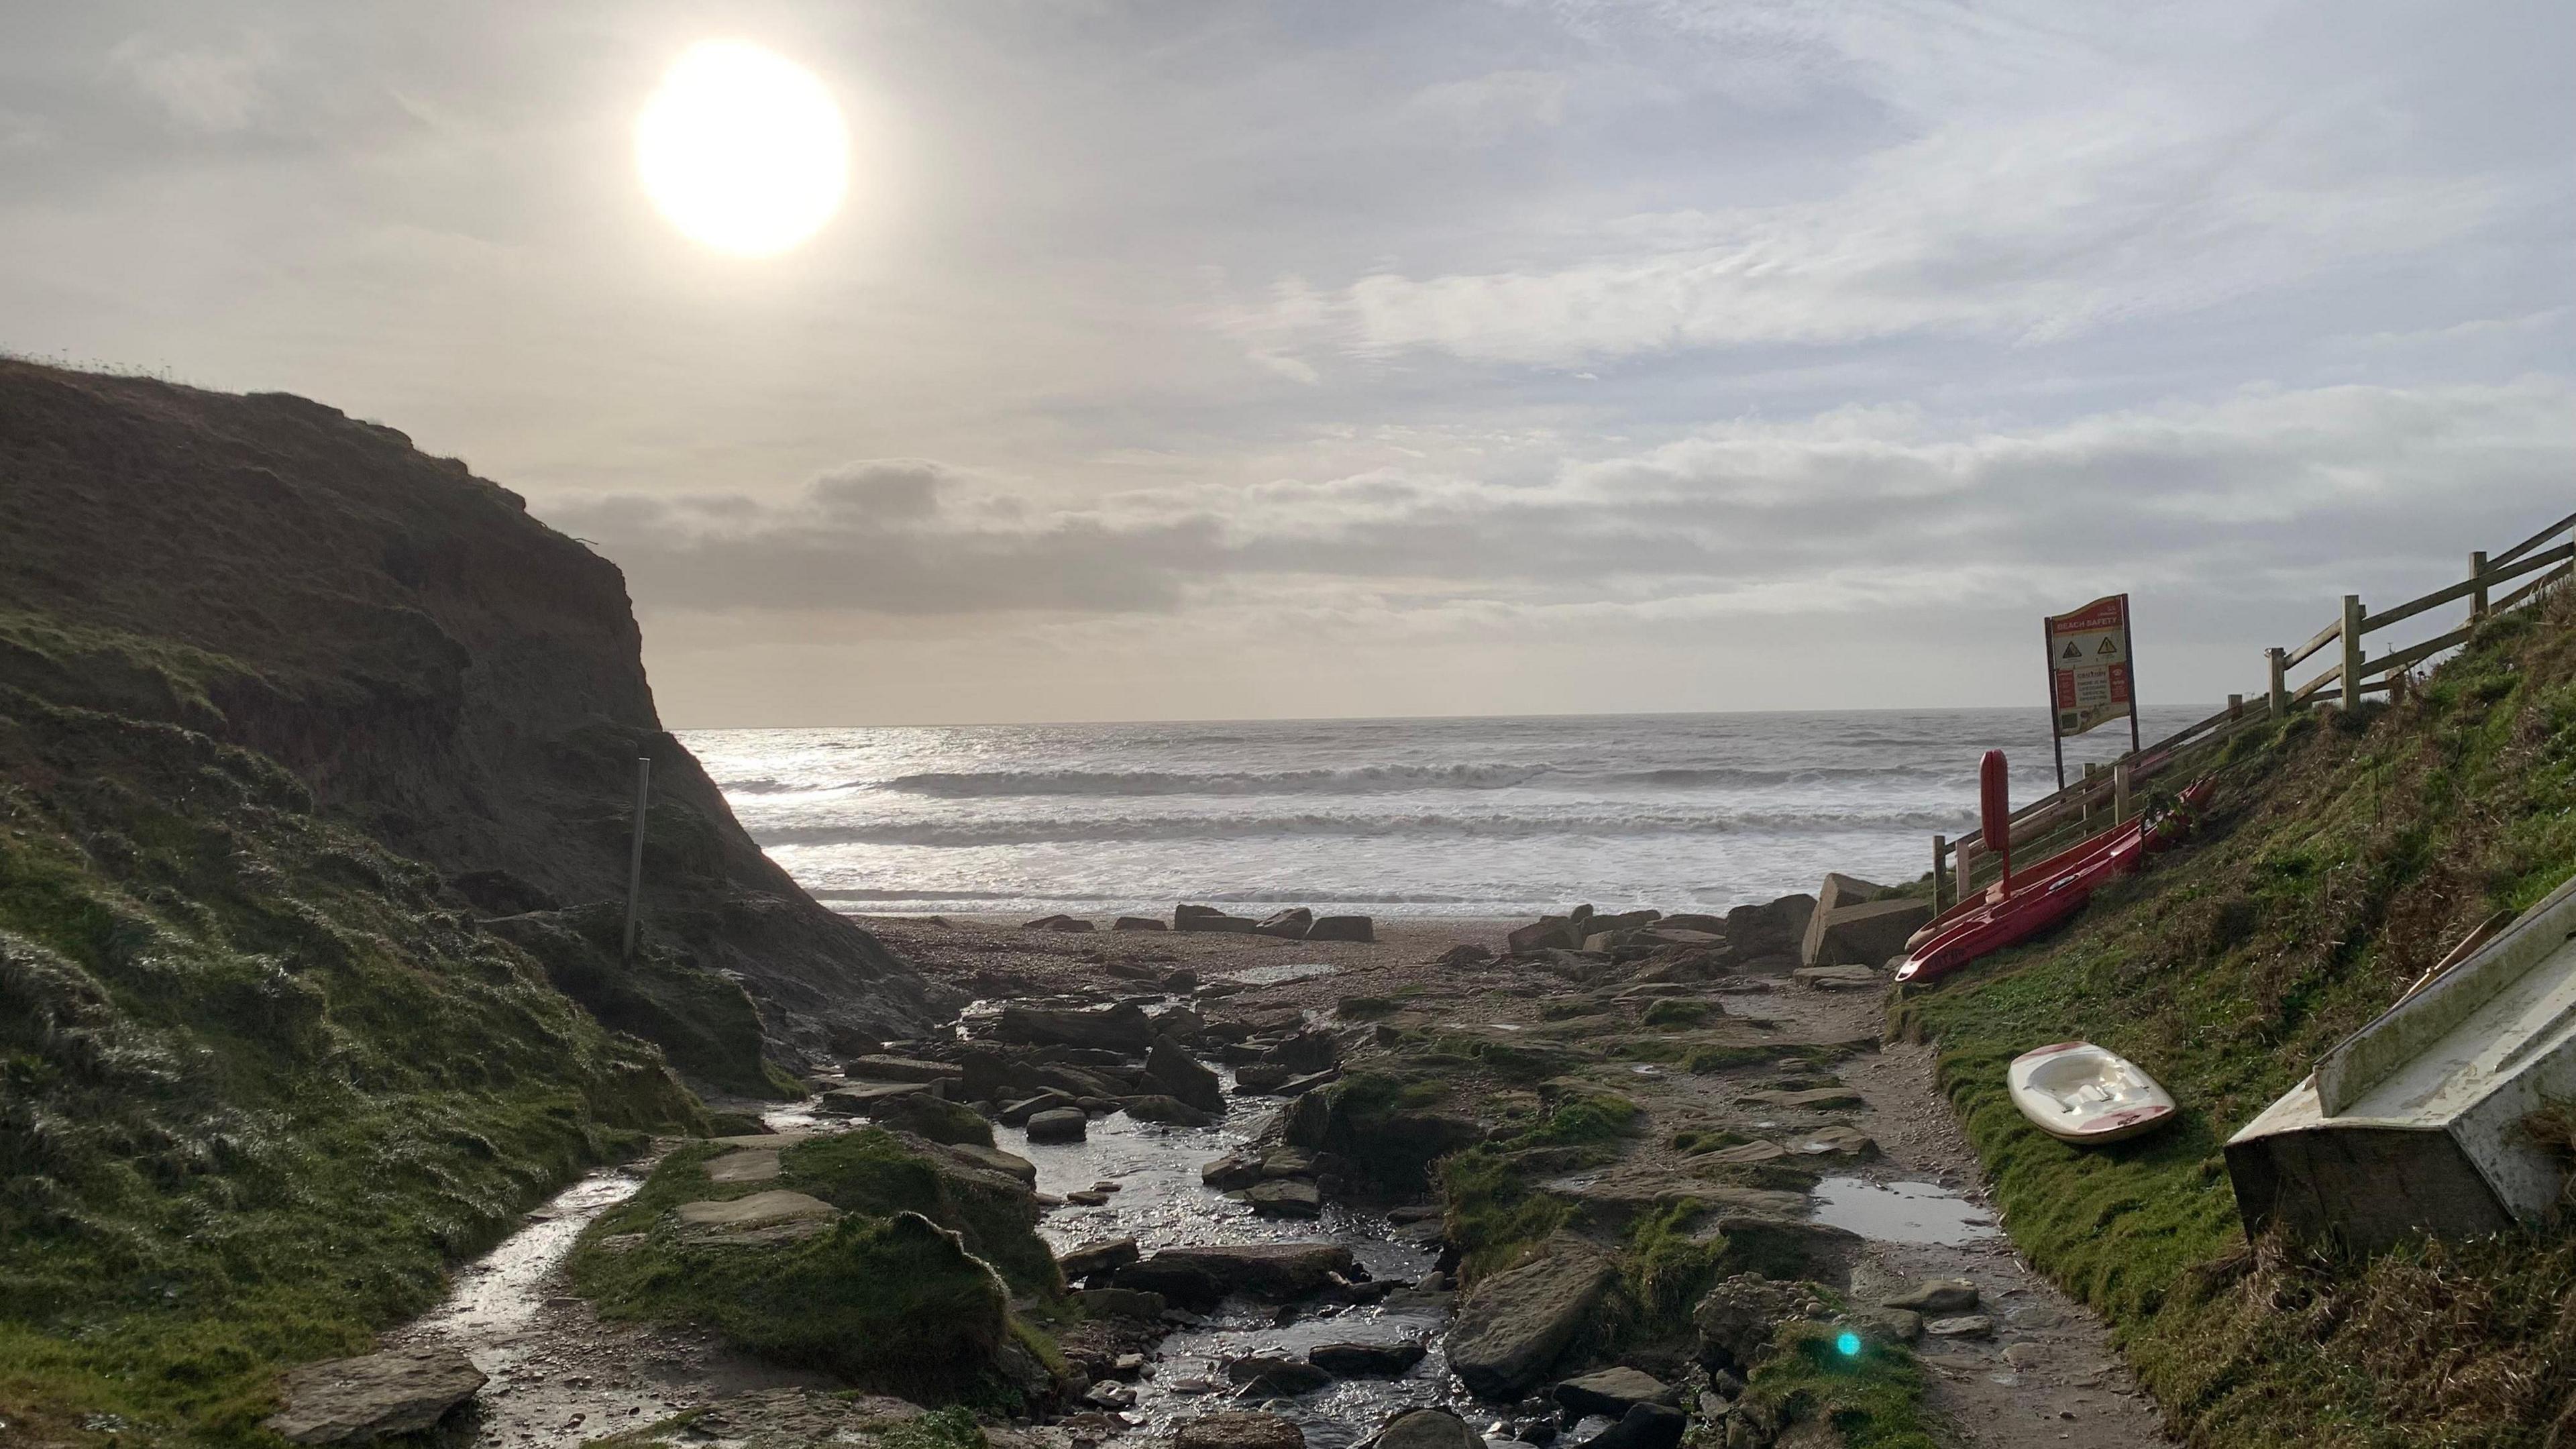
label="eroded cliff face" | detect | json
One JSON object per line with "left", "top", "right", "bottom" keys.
{"left": 0, "top": 360, "right": 947, "bottom": 1077}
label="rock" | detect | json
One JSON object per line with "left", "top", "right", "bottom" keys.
{"left": 704, "top": 1148, "right": 782, "bottom": 1184}
{"left": 1377, "top": 1409, "right": 1483, "bottom": 1449}
{"left": 1224, "top": 1356, "right": 1331, "bottom": 1394}
{"left": 1067, "top": 1189, "right": 1112, "bottom": 1206}
{"left": 997, "top": 1003, "right": 1157, "bottom": 1052}
{"left": 1025, "top": 914, "right": 1096, "bottom": 932}
{"left": 1446, "top": 1240, "right": 1617, "bottom": 1398}
{"left": 1176, "top": 904, "right": 1260, "bottom": 934}
{"left": 1552, "top": 1367, "right": 1674, "bottom": 1417}
{"left": 1071, "top": 1286, "right": 1167, "bottom": 1318}
{"left": 843, "top": 1054, "right": 963, "bottom": 1083}
{"left": 1660, "top": 913, "right": 1728, "bottom": 934}
{"left": 1000, "top": 1089, "right": 1078, "bottom": 1126}
{"left": 1026, "top": 1108, "right": 1089, "bottom": 1143}
{"left": 1115, "top": 1243, "right": 1357, "bottom": 1306}
{"left": 1145, "top": 1038, "right": 1228, "bottom": 1113}
{"left": 1538, "top": 1165, "right": 1803, "bottom": 1228}
{"left": 1846, "top": 1307, "right": 1922, "bottom": 1344}
{"left": 1925, "top": 1314, "right": 1996, "bottom": 1340}
{"left": 674, "top": 1190, "right": 838, "bottom": 1232}
{"left": 1700, "top": 1140, "right": 1787, "bottom": 1165}
{"left": 1174, "top": 1411, "right": 1306, "bottom": 1449}
{"left": 264, "top": 1347, "right": 488, "bottom": 1445}
{"left": 1262, "top": 1028, "right": 1342, "bottom": 1073}
{"left": 1306, "top": 1340, "right": 1426, "bottom": 1377}
{"left": 1125, "top": 1093, "right": 1218, "bottom": 1127}
{"left": 1201, "top": 1148, "right": 1269, "bottom": 1189}
{"left": 1059, "top": 1236, "right": 1142, "bottom": 1279}
{"left": 1277, "top": 1069, "right": 1340, "bottom": 1097}
{"left": 867, "top": 1091, "right": 999, "bottom": 1148}
{"left": 1790, "top": 965, "right": 1882, "bottom": 990}
{"left": 1432, "top": 944, "right": 1495, "bottom": 967}
{"left": 2000, "top": 1342, "right": 2048, "bottom": 1371}
{"left": 1737, "top": 1087, "right": 1864, "bottom": 1111}
{"left": 1255, "top": 908, "right": 1315, "bottom": 941}
{"left": 1803, "top": 896, "right": 1932, "bottom": 969}
{"left": 1507, "top": 918, "right": 1580, "bottom": 955}
{"left": 1260, "top": 1147, "right": 1318, "bottom": 1178}
{"left": 1796, "top": 873, "right": 1887, "bottom": 963}
{"left": 1692, "top": 1275, "right": 1809, "bottom": 1372}
{"left": 1882, "top": 1278, "right": 1978, "bottom": 1314}
{"left": 1236, "top": 1179, "right": 1322, "bottom": 1218}
{"left": 1307, "top": 915, "right": 1375, "bottom": 943}
{"left": 1165, "top": 969, "right": 1201, "bottom": 990}
{"left": 1115, "top": 916, "right": 1171, "bottom": 931}
{"left": 1584, "top": 1403, "right": 1686, "bottom": 1449}
{"left": 1707, "top": 1217, "right": 1864, "bottom": 1287}
{"left": 1721, "top": 896, "right": 1815, "bottom": 965}
{"left": 1084, "top": 1381, "right": 1138, "bottom": 1409}
{"left": 820, "top": 1080, "right": 932, "bottom": 1114}
{"left": 1788, "top": 1126, "right": 1874, "bottom": 1157}
{"left": 1236, "top": 1063, "right": 1296, "bottom": 1092}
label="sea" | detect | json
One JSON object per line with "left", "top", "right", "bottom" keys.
{"left": 682, "top": 707, "right": 2210, "bottom": 922}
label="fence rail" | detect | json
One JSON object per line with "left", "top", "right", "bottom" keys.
{"left": 1933, "top": 509, "right": 2575, "bottom": 910}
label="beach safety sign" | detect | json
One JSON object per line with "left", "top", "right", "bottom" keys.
{"left": 2047, "top": 594, "right": 2135, "bottom": 739}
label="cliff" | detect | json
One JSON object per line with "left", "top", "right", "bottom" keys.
{"left": 0, "top": 360, "right": 948, "bottom": 1082}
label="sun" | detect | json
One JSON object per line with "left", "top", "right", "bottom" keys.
{"left": 636, "top": 41, "right": 848, "bottom": 258}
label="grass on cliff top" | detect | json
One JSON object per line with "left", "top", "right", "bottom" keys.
{"left": 0, "top": 691, "right": 702, "bottom": 1446}
{"left": 571, "top": 1129, "right": 1059, "bottom": 1403}
{"left": 1892, "top": 593, "right": 2576, "bottom": 1446}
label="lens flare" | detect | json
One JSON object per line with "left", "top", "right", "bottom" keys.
{"left": 1836, "top": 1330, "right": 1862, "bottom": 1357}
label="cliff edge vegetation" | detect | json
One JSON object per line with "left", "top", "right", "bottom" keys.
{"left": 1894, "top": 588, "right": 2576, "bottom": 1446}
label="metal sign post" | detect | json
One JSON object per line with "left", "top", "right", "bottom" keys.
{"left": 2044, "top": 594, "right": 2139, "bottom": 790}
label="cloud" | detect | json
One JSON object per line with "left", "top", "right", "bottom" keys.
{"left": 110, "top": 32, "right": 278, "bottom": 134}
{"left": 1403, "top": 69, "right": 1569, "bottom": 146}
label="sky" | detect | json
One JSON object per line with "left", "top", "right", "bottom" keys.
{"left": 3, "top": 1, "right": 2571, "bottom": 727}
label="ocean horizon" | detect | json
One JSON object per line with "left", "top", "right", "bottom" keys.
{"left": 687, "top": 704, "right": 2212, "bottom": 920}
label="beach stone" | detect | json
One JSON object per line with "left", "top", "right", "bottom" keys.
{"left": 1262, "top": 1028, "right": 1341, "bottom": 1073}
{"left": 1925, "top": 1314, "right": 1996, "bottom": 1340}
{"left": 1884, "top": 1279, "right": 1979, "bottom": 1314}
{"left": 264, "top": 1347, "right": 488, "bottom": 1445}
{"left": 1307, "top": 915, "right": 1375, "bottom": 943}
{"left": 1722, "top": 895, "right": 1815, "bottom": 965}
{"left": 1026, "top": 1108, "right": 1089, "bottom": 1143}
{"left": 1125, "top": 1093, "right": 1217, "bottom": 1127}
{"left": 1377, "top": 1410, "right": 1482, "bottom": 1449}
{"left": 1235, "top": 1063, "right": 1295, "bottom": 1093}
{"left": 1072, "top": 1287, "right": 1167, "bottom": 1318}
{"left": 1693, "top": 1275, "right": 1809, "bottom": 1371}
{"left": 1115, "top": 915, "right": 1171, "bottom": 931}
{"left": 1236, "top": 1179, "right": 1322, "bottom": 1218}
{"left": 1707, "top": 1217, "right": 1864, "bottom": 1287}
{"left": 1792, "top": 965, "right": 1882, "bottom": 990}
{"left": 1737, "top": 1087, "right": 1864, "bottom": 1111}
{"left": 1432, "top": 944, "right": 1494, "bottom": 967}
{"left": 1660, "top": 913, "right": 1728, "bottom": 934}
{"left": 1261, "top": 1148, "right": 1318, "bottom": 1178}
{"left": 1145, "top": 1039, "right": 1227, "bottom": 1113}
{"left": 1507, "top": 918, "right": 1580, "bottom": 955}
{"left": 1175, "top": 1411, "right": 1305, "bottom": 1449}
{"left": 1176, "top": 904, "right": 1260, "bottom": 934}
{"left": 1202, "top": 1148, "right": 1268, "bottom": 1189}
{"left": 1790, "top": 1126, "right": 1875, "bottom": 1157}
{"left": 1847, "top": 1307, "right": 1923, "bottom": 1344}
{"left": 1059, "top": 1236, "right": 1142, "bottom": 1279}
{"left": 1552, "top": 1367, "right": 1675, "bottom": 1417}
{"left": 1447, "top": 1240, "right": 1617, "bottom": 1398}
{"left": 1307, "top": 1340, "right": 1426, "bottom": 1377}
{"left": 704, "top": 1148, "right": 781, "bottom": 1184}
{"left": 998, "top": 1002, "right": 1157, "bottom": 1052}
{"left": 1024, "top": 914, "right": 1095, "bottom": 932}
{"left": 1000, "top": 1089, "right": 1077, "bottom": 1126}
{"left": 1165, "top": 969, "right": 1201, "bottom": 989}
{"left": 1116, "top": 1242, "right": 1356, "bottom": 1307}
{"left": 1255, "top": 908, "right": 1315, "bottom": 940}
{"left": 843, "top": 1054, "right": 963, "bottom": 1083}
{"left": 820, "top": 1080, "right": 930, "bottom": 1115}
{"left": 1584, "top": 1403, "right": 1686, "bottom": 1449}
{"left": 1067, "top": 1189, "right": 1111, "bottom": 1206}
{"left": 1224, "top": 1355, "right": 1331, "bottom": 1394}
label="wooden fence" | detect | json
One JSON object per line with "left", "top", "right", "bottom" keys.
{"left": 1932, "top": 507, "right": 2576, "bottom": 912}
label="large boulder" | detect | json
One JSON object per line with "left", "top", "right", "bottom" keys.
{"left": 1377, "top": 1410, "right": 1482, "bottom": 1449}
{"left": 1583, "top": 1403, "right": 1686, "bottom": 1449}
{"left": 1802, "top": 874, "right": 1933, "bottom": 968}
{"left": 1236, "top": 1179, "right": 1322, "bottom": 1218}
{"left": 1024, "top": 1108, "right": 1088, "bottom": 1144}
{"left": 1114, "top": 916, "right": 1169, "bottom": 932}
{"left": 1114, "top": 1242, "right": 1356, "bottom": 1306}
{"left": 1306, "top": 915, "right": 1374, "bottom": 943}
{"left": 996, "top": 1002, "right": 1157, "bottom": 1052}
{"left": 1255, "top": 908, "right": 1314, "bottom": 940}
{"left": 1507, "top": 918, "right": 1580, "bottom": 955}
{"left": 1721, "top": 895, "right": 1816, "bottom": 968}
{"left": 1261, "top": 1028, "right": 1341, "bottom": 1073}
{"left": 1707, "top": 1216, "right": 1864, "bottom": 1287}
{"left": 1058, "top": 1236, "right": 1142, "bottom": 1279}
{"left": 1693, "top": 1274, "right": 1811, "bottom": 1372}
{"left": 1307, "top": 1340, "right": 1426, "bottom": 1377}
{"left": 264, "top": 1348, "right": 487, "bottom": 1445}
{"left": 1144, "top": 1038, "right": 1226, "bottom": 1114}
{"left": 1446, "top": 1240, "right": 1617, "bottom": 1399}
{"left": 844, "top": 1055, "right": 963, "bottom": 1085}
{"left": 1553, "top": 1366, "right": 1675, "bottom": 1417}
{"left": 1174, "top": 1412, "right": 1304, "bottom": 1449}
{"left": 1176, "top": 904, "right": 1259, "bottom": 934}
{"left": 1124, "top": 1093, "right": 1217, "bottom": 1128}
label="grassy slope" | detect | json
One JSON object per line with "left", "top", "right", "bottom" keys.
{"left": 0, "top": 686, "right": 703, "bottom": 1445}
{"left": 1894, "top": 594, "right": 2576, "bottom": 1446}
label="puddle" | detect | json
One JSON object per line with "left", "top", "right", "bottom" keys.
{"left": 1224, "top": 963, "right": 1339, "bottom": 986}
{"left": 1811, "top": 1177, "right": 2000, "bottom": 1245}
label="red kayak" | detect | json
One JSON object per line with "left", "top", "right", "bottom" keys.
{"left": 1895, "top": 759, "right": 2210, "bottom": 985}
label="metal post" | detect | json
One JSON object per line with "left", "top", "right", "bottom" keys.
{"left": 2341, "top": 594, "right": 2366, "bottom": 708}
{"left": 2113, "top": 760, "right": 2133, "bottom": 822}
{"left": 2470, "top": 551, "right": 2489, "bottom": 621}
{"left": 1932, "top": 835, "right": 1949, "bottom": 912}
{"left": 2044, "top": 614, "right": 2066, "bottom": 792}
{"left": 2267, "top": 647, "right": 2289, "bottom": 715}
{"left": 623, "top": 756, "right": 651, "bottom": 964}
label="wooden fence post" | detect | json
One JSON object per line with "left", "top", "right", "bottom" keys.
{"left": 2341, "top": 594, "right": 2366, "bottom": 706}
{"left": 2267, "top": 647, "right": 2289, "bottom": 715}
{"left": 2228, "top": 692, "right": 2243, "bottom": 720}
{"left": 1957, "top": 840, "right": 1980, "bottom": 902}
{"left": 1932, "top": 835, "right": 1949, "bottom": 912}
{"left": 2113, "top": 760, "right": 2133, "bottom": 822}
{"left": 2470, "top": 551, "right": 2489, "bottom": 621}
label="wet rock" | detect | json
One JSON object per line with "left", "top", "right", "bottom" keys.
{"left": 1067, "top": 1189, "right": 1112, "bottom": 1206}
{"left": 1125, "top": 1093, "right": 1218, "bottom": 1127}
{"left": 1202, "top": 1148, "right": 1269, "bottom": 1189}
{"left": 1114, "top": 916, "right": 1170, "bottom": 932}
{"left": 1432, "top": 944, "right": 1495, "bottom": 967}
{"left": 1255, "top": 908, "right": 1315, "bottom": 941}
{"left": 1377, "top": 1409, "right": 1483, "bottom": 1449}
{"left": 1174, "top": 1411, "right": 1305, "bottom": 1449}
{"left": 1145, "top": 1039, "right": 1228, "bottom": 1114}
{"left": 1660, "top": 913, "right": 1728, "bottom": 934}
{"left": 1788, "top": 1126, "right": 1874, "bottom": 1157}
{"left": 1176, "top": 904, "right": 1260, "bottom": 934}
{"left": 1026, "top": 1108, "right": 1089, "bottom": 1143}
{"left": 1721, "top": 895, "right": 1816, "bottom": 965}
{"left": 1585, "top": 1403, "right": 1686, "bottom": 1449}
{"left": 1084, "top": 1381, "right": 1138, "bottom": 1409}
{"left": 1262, "top": 1028, "right": 1342, "bottom": 1073}
{"left": 1224, "top": 1356, "right": 1332, "bottom": 1395}
{"left": 1707, "top": 1218, "right": 1864, "bottom": 1288}
{"left": 1261, "top": 1148, "right": 1318, "bottom": 1178}
{"left": 1552, "top": 1367, "right": 1675, "bottom": 1418}
{"left": 1924, "top": 1314, "right": 1996, "bottom": 1340}
{"left": 1276, "top": 1069, "right": 1342, "bottom": 1097}
{"left": 674, "top": 1190, "right": 838, "bottom": 1234}
{"left": 845, "top": 1055, "right": 965, "bottom": 1084}
{"left": 1307, "top": 1340, "right": 1426, "bottom": 1377}
{"left": 1000, "top": 1089, "right": 1079, "bottom": 1126}
{"left": 1508, "top": 918, "right": 1581, "bottom": 955}
{"left": 1538, "top": 1167, "right": 1803, "bottom": 1229}
{"left": 1883, "top": 1279, "right": 1978, "bottom": 1313}
{"left": 1307, "top": 915, "right": 1375, "bottom": 943}
{"left": 1114, "top": 1242, "right": 1356, "bottom": 1307}
{"left": 1236, "top": 1063, "right": 1296, "bottom": 1093}
{"left": 1059, "top": 1236, "right": 1142, "bottom": 1279}
{"left": 1165, "top": 969, "right": 1201, "bottom": 990}
{"left": 704, "top": 1148, "right": 782, "bottom": 1184}
{"left": 937, "top": 1140, "right": 1036, "bottom": 1185}
{"left": 1071, "top": 1287, "right": 1167, "bottom": 1318}
{"left": 1736, "top": 1087, "right": 1864, "bottom": 1111}
{"left": 1236, "top": 1179, "right": 1322, "bottom": 1218}
{"left": 264, "top": 1347, "right": 488, "bottom": 1445}
{"left": 1790, "top": 965, "right": 1882, "bottom": 991}
{"left": 869, "top": 1091, "right": 999, "bottom": 1148}
{"left": 1846, "top": 1307, "right": 1922, "bottom": 1344}
{"left": 998, "top": 1003, "right": 1157, "bottom": 1052}
{"left": 1026, "top": 914, "right": 1097, "bottom": 932}
{"left": 821, "top": 1080, "right": 932, "bottom": 1114}
{"left": 1693, "top": 1275, "right": 1809, "bottom": 1372}
{"left": 1448, "top": 1240, "right": 1618, "bottom": 1398}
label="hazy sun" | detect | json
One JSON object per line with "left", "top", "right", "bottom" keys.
{"left": 636, "top": 41, "right": 847, "bottom": 258}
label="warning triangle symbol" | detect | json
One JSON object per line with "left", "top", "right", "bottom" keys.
{"left": 2060, "top": 641, "right": 2082, "bottom": 660}
{"left": 2097, "top": 637, "right": 2119, "bottom": 655}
